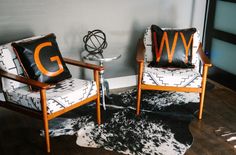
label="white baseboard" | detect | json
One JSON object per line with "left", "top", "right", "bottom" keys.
{"left": 107, "top": 75, "right": 137, "bottom": 90}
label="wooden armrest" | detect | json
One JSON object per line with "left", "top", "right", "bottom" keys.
{"left": 63, "top": 57, "right": 104, "bottom": 71}
{"left": 136, "top": 39, "right": 145, "bottom": 63}
{"left": 0, "top": 70, "right": 50, "bottom": 89}
{"left": 197, "top": 43, "right": 212, "bottom": 67}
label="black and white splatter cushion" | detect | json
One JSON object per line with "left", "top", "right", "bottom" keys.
{"left": 5, "top": 78, "right": 97, "bottom": 114}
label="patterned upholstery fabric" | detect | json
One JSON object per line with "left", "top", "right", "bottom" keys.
{"left": 5, "top": 78, "right": 97, "bottom": 114}
{"left": 143, "top": 27, "right": 201, "bottom": 73}
{"left": 0, "top": 35, "right": 44, "bottom": 91}
{"left": 0, "top": 43, "right": 26, "bottom": 91}
{"left": 143, "top": 65, "right": 202, "bottom": 88}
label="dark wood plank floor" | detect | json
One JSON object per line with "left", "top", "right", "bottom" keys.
{"left": 0, "top": 80, "right": 235, "bottom": 155}
{"left": 186, "top": 80, "right": 236, "bottom": 155}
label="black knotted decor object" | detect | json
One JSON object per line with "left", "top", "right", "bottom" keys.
{"left": 83, "top": 29, "right": 108, "bottom": 54}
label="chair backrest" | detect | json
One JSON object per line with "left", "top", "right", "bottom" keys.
{"left": 0, "top": 35, "right": 44, "bottom": 92}
{"left": 143, "top": 26, "right": 201, "bottom": 72}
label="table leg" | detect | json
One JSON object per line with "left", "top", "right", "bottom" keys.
{"left": 104, "top": 79, "right": 110, "bottom": 98}
{"left": 99, "top": 66, "right": 106, "bottom": 110}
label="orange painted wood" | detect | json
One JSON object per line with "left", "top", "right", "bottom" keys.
{"left": 136, "top": 62, "right": 144, "bottom": 115}
{"left": 197, "top": 43, "right": 212, "bottom": 67}
{"left": 63, "top": 57, "right": 104, "bottom": 71}
{"left": 136, "top": 39, "right": 145, "bottom": 63}
{"left": 40, "top": 89, "right": 50, "bottom": 153}
{"left": 199, "top": 65, "right": 209, "bottom": 119}
{"left": 141, "top": 84, "right": 202, "bottom": 93}
{"left": 94, "top": 70, "right": 101, "bottom": 125}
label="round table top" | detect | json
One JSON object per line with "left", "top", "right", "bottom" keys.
{"left": 82, "top": 52, "right": 121, "bottom": 63}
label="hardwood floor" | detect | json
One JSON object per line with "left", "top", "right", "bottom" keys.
{"left": 0, "top": 80, "right": 235, "bottom": 155}
{"left": 186, "top": 80, "right": 236, "bottom": 155}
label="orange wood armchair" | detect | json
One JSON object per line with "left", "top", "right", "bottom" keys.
{"left": 0, "top": 57, "right": 103, "bottom": 153}
{"left": 136, "top": 37, "right": 212, "bottom": 119}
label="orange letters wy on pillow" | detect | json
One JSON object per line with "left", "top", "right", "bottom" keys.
{"left": 154, "top": 32, "right": 194, "bottom": 63}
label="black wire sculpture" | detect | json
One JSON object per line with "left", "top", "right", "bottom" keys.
{"left": 83, "top": 29, "right": 108, "bottom": 54}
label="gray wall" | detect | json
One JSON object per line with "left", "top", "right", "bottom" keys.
{"left": 0, "top": 0, "right": 206, "bottom": 79}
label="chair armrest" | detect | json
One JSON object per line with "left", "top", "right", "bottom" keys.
{"left": 63, "top": 57, "right": 104, "bottom": 71}
{"left": 0, "top": 70, "right": 50, "bottom": 89}
{"left": 197, "top": 43, "right": 212, "bottom": 67}
{"left": 136, "top": 39, "right": 145, "bottom": 63}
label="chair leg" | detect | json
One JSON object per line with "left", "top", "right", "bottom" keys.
{"left": 96, "top": 96, "right": 101, "bottom": 125}
{"left": 94, "top": 70, "right": 101, "bottom": 125}
{"left": 136, "top": 62, "right": 144, "bottom": 115}
{"left": 40, "top": 89, "right": 51, "bottom": 153}
{"left": 136, "top": 87, "right": 142, "bottom": 115}
{"left": 43, "top": 118, "right": 51, "bottom": 153}
{"left": 198, "top": 65, "right": 209, "bottom": 120}
{"left": 199, "top": 93, "right": 205, "bottom": 119}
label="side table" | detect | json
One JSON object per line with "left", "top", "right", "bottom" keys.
{"left": 83, "top": 53, "right": 121, "bottom": 110}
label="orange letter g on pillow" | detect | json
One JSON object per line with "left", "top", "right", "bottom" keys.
{"left": 34, "top": 42, "right": 64, "bottom": 77}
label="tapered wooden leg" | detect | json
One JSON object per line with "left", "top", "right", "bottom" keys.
{"left": 94, "top": 70, "right": 101, "bottom": 125}
{"left": 199, "top": 65, "right": 209, "bottom": 120}
{"left": 40, "top": 89, "right": 51, "bottom": 153}
{"left": 136, "top": 86, "right": 142, "bottom": 115}
{"left": 199, "top": 93, "right": 204, "bottom": 119}
{"left": 96, "top": 96, "right": 101, "bottom": 125}
{"left": 43, "top": 118, "right": 50, "bottom": 153}
{"left": 136, "top": 62, "right": 144, "bottom": 115}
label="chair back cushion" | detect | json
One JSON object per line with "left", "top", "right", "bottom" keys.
{"left": 0, "top": 35, "right": 44, "bottom": 91}
{"left": 12, "top": 33, "right": 71, "bottom": 87}
{"left": 144, "top": 26, "right": 201, "bottom": 71}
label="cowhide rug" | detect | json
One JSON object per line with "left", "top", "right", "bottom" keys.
{"left": 46, "top": 89, "right": 199, "bottom": 155}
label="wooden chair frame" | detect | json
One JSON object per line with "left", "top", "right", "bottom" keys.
{"left": 0, "top": 57, "right": 103, "bottom": 153}
{"left": 136, "top": 39, "right": 212, "bottom": 119}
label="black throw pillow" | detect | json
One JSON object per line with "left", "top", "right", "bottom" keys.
{"left": 149, "top": 25, "right": 196, "bottom": 68}
{"left": 12, "top": 33, "right": 72, "bottom": 86}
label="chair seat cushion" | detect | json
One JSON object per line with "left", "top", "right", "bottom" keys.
{"left": 143, "top": 66, "right": 202, "bottom": 88}
{"left": 5, "top": 78, "right": 97, "bottom": 114}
